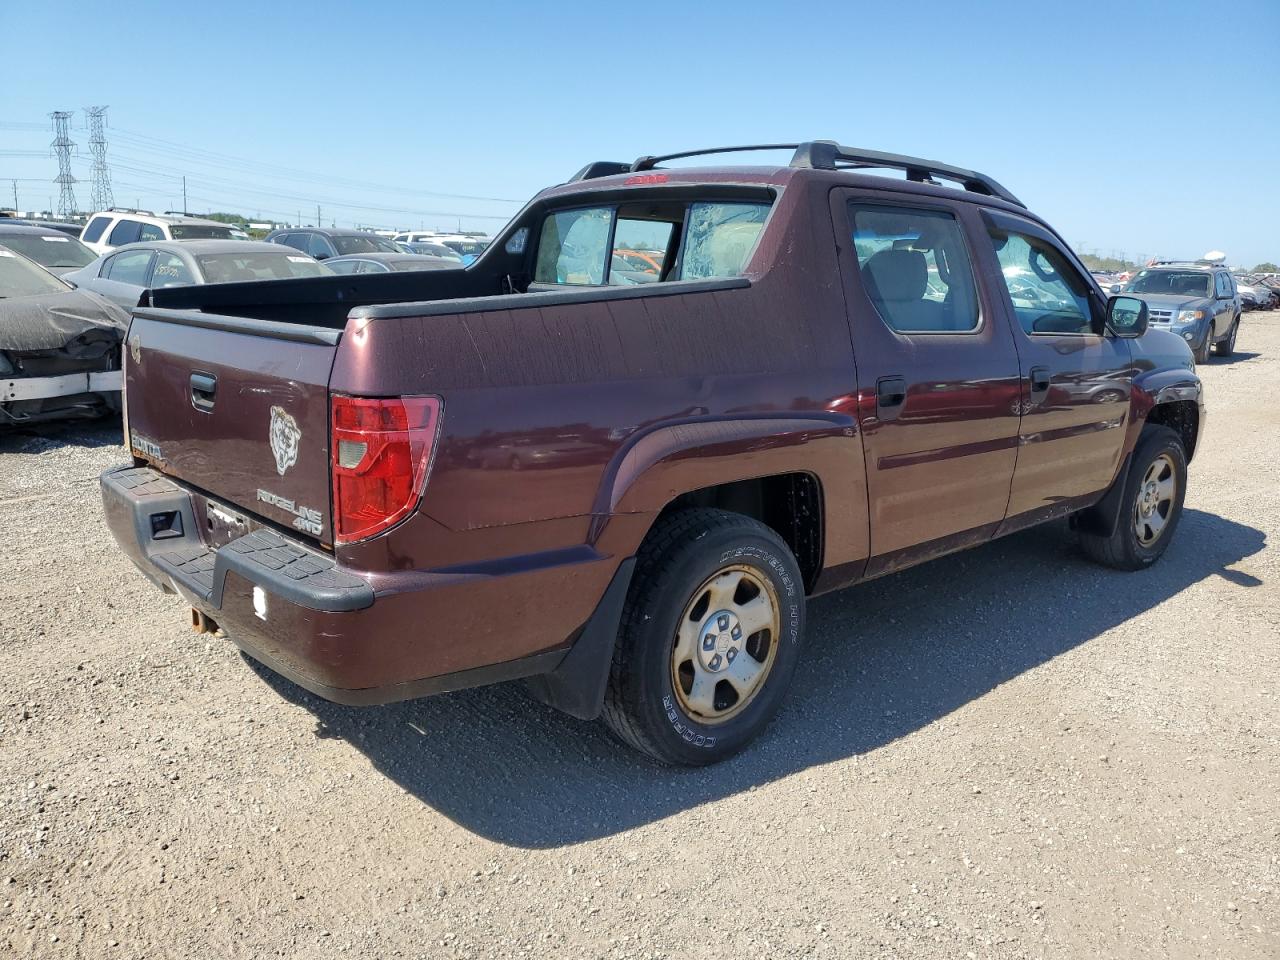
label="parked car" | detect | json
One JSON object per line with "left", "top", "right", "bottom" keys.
{"left": 0, "top": 246, "right": 126, "bottom": 426}
{"left": 0, "top": 224, "right": 98, "bottom": 276}
{"left": 1233, "top": 275, "right": 1275, "bottom": 310}
{"left": 324, "top": 252, "right": 463, "bottom": 275}
{"left": 1121, "top": 262, "right": 1241, "bottom": 361}
{"left": 264, "top": 227, "right": 400, "bottom": 261}
{"left": 427, "top": 234, "right": 490, "bottom": 264}
{"left": 103, "top": 139, "right": 1203, "bottom": 765}
{"left": 0, "top": 215, "right": 86, "bottom": 238}
{"left": 401, "top": 241, "right": 465, "bottom": 261}
{"left": 80, "top": 209, "right": 247, "bottom": 256}
{"left": 62, "top": 240, "right": 331, "bottom": 311}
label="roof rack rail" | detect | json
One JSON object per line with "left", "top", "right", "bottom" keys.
{"left": 791, "top": 141, "right": 1024, "bottom": 207}
{"left": 568, "top": 141, "right": 1025, "bottom": 207}
{"left": 107, "top": 206, "right": 155, "bottom": 216}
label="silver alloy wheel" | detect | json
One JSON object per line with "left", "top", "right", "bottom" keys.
{"left": 671, "top": 564, "right": 780, "bottom": 725}
{"left": 1134, "top": 453, "right": 1177, "bottom": 546}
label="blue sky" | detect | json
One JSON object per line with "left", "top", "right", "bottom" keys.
{"left": 3, "top": 0, "right": 1278, "bottom": 265}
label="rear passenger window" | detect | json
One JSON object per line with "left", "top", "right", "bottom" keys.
{"left": 81, "top": 216, "right": 111, "bottom": 244}
{"left": 105, "top": 250, "right": 154, "bottom": 285}
{"left": 138, "top": 223, "right": 164, "bottom": 242}
{"left": 304, "top": 233, "right": 333, "bottom": 260}
{"left": 987, "top": 229, "right": 1099, "bottom": 336}
{"left": 107, "top": 219, "right": 142, "bottom": 247}
{"left": 679, "top": 202, "right": 768, "bottom": 279}
{"left": 535, "top": 207, "right": 611, "bottom": 284}
{"left": 849, "top": 204, "right": 980, "bottom": 333}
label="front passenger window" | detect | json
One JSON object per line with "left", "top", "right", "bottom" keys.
{"left": 987, "top": 230, "right": 1099, "bottom": 336}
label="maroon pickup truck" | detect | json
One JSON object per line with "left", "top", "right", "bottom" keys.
{"left": 102, "top": 141, "right": 1204, "bottom": 765}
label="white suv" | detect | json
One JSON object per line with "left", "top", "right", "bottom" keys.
{"left": 79, "top": 209, "right": 247, "bottom": 255}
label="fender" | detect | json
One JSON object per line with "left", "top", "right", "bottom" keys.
{"left": 1127, "top": 366, "right": 1204, "bottom": 461}
{"left": 594, "top": 412, "right": 870, "bottom": 570}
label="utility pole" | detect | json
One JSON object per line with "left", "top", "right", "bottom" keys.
{"left": 11, "top": 180, "right": 17, "bottom": 213}
{"left": 316, "top": 204, "right": 321, "bottom": 228}
{"left": 182, "top": 176, "right": 187, "bottom": 214}
{"left": 49, "top": 111, "right": 78, "bottom": 218}
{"left": 84, "top": 106, "right": 113, "bottom": 212}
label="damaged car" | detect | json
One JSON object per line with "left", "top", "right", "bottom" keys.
{"left": 0, "top": 246, "right": 127, "bottom": 427}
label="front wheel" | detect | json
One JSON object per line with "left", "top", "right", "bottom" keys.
{"left": 1214, "top": 317, "right": 1239, "bottom": 357}
{"left": 1193, "top": 329, "right": 1212, "bottom": 364}
{"left": 1079, "top": 425, "right": 1187, "bottom": 570}
{"left": 602, "top": 509, "right": 805, "bottom": 765}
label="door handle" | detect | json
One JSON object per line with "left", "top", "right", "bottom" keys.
{"left": 1028, "top": 366, "right": 1050, "bottom": 397}
{"left": 876, "top": 376, "right": 907, "bottom": 420}
{"left": 190, "top": 372, "right": 217, "bottom": 411}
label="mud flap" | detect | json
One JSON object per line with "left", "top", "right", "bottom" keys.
{"left": 524, "top": 557, "right": 636, "bottom": 721}
{"left": 1073, "top": 453, "right": 1132, "bottom": 537}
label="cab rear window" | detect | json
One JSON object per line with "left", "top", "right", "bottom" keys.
{"left": 533, "top": 199, "right": 770, "bottom": 286}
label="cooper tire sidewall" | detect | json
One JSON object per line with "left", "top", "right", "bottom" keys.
{"left": 633, "top": 529, "right": 804, "bottom": 763}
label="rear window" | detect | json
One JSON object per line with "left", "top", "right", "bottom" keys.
{"left": 533, "top": 199, "right": 770, "bottom": 286}
{"left": 107, "top": 219, "right": 142, "bottom": 246}
{"left": 0, "top": 248, "right": 70, "bottom": 297}
{"left": 195, "top": 252, "right": 330, "bottom": 283}
{"left": 333, "top": 235, "right": 400, "bottom": 255}
{"left": 169, "top": 224, "right": 236, "bottom": 241}
{"left": 0, "top": 234, "right": 95, "bottom": 269}
{"left": 81, "top": 216, "right": 112, "bottom": 244}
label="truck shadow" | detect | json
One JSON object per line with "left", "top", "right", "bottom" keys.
{"left": 250, "top": 507, "right": 1265, "bottom": 848}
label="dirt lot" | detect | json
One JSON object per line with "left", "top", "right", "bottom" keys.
{"left": 2, "top": 315, "right": 1277, "bottom": 960}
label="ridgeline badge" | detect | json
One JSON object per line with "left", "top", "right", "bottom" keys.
{"left": 269, "top": 405, "right": 301, "bottom": 476}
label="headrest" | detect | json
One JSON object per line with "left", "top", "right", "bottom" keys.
{"left": 863, "top": 248, "right": 927, "bottom": 302}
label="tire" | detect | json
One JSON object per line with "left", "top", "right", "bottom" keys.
{"left": 1193, "top": 329, "right": 1212, "bottom": 364}
{"left": 602, "top": 508, "right": 805, "bottom": 765}
{"left": 1079, "top": 425, "right": 1187, "bottom": 571}
{"left": 1214, "top": 316, "right": 1239, "bottom": 357}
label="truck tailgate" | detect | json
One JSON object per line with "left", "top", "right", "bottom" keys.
{"left": 125, "top": 310, "right": 338, "bottom": 545}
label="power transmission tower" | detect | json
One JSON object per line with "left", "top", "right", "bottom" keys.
{"left": 49, "top": 111, "right": 78, "bottom": 217}
{"left": 84, "top": 105, "right": 113, "bottom": 211}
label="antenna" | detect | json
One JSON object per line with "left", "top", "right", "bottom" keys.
{"left": 84, "top": 106, "right": 113, "bottom": 212}
{"left": 49, "top": 111, "right": 78, "bottom": 218}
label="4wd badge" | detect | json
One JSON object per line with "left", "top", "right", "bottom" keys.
{"left": 269, "top": 406, "right": 301, "bottom": 476}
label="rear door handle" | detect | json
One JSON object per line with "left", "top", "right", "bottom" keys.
{"left": 1028, "top": 366, "right": 1050, "bottom": 397}
{"left": 876, "top": 376, "right": 908, "bottom": 420}
{"left": 190, "top": 372, "right": 217, "bottom": 411}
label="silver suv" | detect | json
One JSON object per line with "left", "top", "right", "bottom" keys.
{"left": 79, "top": 209, "right": 247, "bottom": 256}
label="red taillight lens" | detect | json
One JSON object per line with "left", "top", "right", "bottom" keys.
{"left": 330, "top": 394, "right": 441, "bottom": 544}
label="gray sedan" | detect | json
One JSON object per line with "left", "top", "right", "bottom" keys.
{"left": 324, "top": 252, "right": 463, "bottom": 275}
{"left": 62, "top": 240, "right": 332, "bottom": 310}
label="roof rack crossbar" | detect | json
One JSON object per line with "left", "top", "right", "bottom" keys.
{"left": 791, "top": 141, "right": 1024, "bottom": 207}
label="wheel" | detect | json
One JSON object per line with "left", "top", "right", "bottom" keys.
{"left": 1214, "top": 317, "right": 1239, "bottom": 357}
{"left": 602, "top": 508, "right": 805, "bottom": 765}
{"left": 1079, "top": 425, "right": 1187, "bottom": 570}
{"left": 1193, "top": 329, "right": 1212, "bottom": 364}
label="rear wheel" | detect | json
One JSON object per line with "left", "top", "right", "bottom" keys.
{"left": 1213, "top": 316, "right": 1239, "bottom": 357}
{"left": 602, "top": 509, "right": 805, "bottom": 765}
{"left": 1079, "top": 425, "right": 1187, "bottom": 570}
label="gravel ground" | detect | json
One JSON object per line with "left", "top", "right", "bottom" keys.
{"left": 1, "top": 314, "right": 1277, "bottom": 960}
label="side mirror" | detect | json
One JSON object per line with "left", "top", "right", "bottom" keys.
{"left": 1106, "top": 295, "right": 1148, "bottom": 338}
{"left": 312, "top": 251, "right": 329, "bottom": 261}
{"left": 1108, "top": 283, "right": 1122, "bottom": 294}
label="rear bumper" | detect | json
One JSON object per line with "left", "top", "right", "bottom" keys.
{"left": 100, "top": 464, "right": 620, "bottom": 707}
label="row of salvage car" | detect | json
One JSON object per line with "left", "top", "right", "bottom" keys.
{"left": 0, "top": 213, "right": 468, "bottom": 428}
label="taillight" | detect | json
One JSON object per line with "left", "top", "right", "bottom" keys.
{"left": 330, "top": 394, "right": 442, "bottom": 544}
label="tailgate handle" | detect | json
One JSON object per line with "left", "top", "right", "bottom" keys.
{"left": 190, "top": 372, "right": 217, "bottom": 412}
